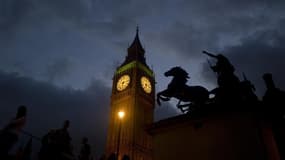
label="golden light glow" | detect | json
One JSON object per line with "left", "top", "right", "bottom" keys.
{"left": 116, "top": 75, "right": 130, "bottom": 91}
{"left": 118, "top": 111, "right": 125, "bottom": 119}
{"left": 141, "top": 76, "right": 152, "bottom": 93}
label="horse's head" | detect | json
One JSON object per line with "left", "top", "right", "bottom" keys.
{"left": 164, "top": 66, "right": 190, "bottom": 79}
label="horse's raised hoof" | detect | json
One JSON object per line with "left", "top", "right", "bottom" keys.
{"left": 157, "top": 99, "right": 161, "bottom": 106}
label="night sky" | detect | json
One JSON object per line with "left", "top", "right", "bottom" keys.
{"left": 1, "top": 0, "right": 285, "bottom": 159}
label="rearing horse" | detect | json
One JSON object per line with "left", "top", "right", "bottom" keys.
{"left": 157, "top": 67, "right": 209, "bottom": 113}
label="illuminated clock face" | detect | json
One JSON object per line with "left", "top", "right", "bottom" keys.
{"left": 141, "top": 76, "right": 152, "bottom": 93}
{"left": 116, "top": 75, "right": 130, "bottom": 91}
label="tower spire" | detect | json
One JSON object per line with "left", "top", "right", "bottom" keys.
{"left": 129, "top": 26, "right": 143, "bottom": 52}
{"left": 136, "top": 25, "right": 139, "bottom": 35}
{"left": 122, "top": 27, "right": 146, "bottom": 66}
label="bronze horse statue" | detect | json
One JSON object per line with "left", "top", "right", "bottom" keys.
{"left": 157, "top": 67, "right": 209, "bottom": 113}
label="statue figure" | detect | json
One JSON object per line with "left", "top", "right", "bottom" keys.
{"left": 16, "top": 137, "right": 32, "bottom": 160}
{"left": 262, "top": 73, "right": 285, "bottom": 156}
{"left": 157, "top": 66, "right": 209, "bottom": 113}
{"left": 203, "top": 51, "right": 240, "bottom": 104}
{"left": 78, "top": 137, "right": 91, "bottom": 160}
{"left": 39, "top": 120, "right": 74, "bottom": 160}
{"left": 56, "top": 120, "right": 72, "bottom": 155}
{"left": 0, "top": 105, "right": 27, "bottom": 159}
{"left": 39, "top": 129, "right": 57, "bottom": 160}
{"left": 262, "top": 73, "right": 285, "bottom": 117}
{"left": 239, "top": 73, "right": 258, "bottom": 104}
{"left": 203, "top": 51, "right": 235, "bottom": 75}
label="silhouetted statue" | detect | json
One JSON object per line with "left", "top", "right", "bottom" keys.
{"left": 122, "top": 155, "right": 130, "bottom": 160}
{"left": 39, "top": 120, "right": 74, "bottom": 160}
{"left": 239, "top": 73, "right": 258, "bottom": 104}
{"left": 203, "top": 51, "right": 240, "bottom": 104}
{"left": 78, "top": 137, "right": 91, "bottom": 160}
{"left": 56, "top": 120, "right": 73, "bottom": 156}
{"left": 203, "top": 51, "right": 235, "bottom": 75}
{"left": 262, "top": 73, "right": 285, "bottom": 117}
{"left": 0, "top": 105, "right": 27, "bottom": 159}
{"left": 39, "top": 129, "right": 57, "bottom": 160}
{"left": 18, "top": 138, "right": 33, "bottom": 160}
{"left": 262, "top": 73, "right": 285, "bottom": 158}
{"left": 157, "top": 66, "right": 209, "bottom": 113}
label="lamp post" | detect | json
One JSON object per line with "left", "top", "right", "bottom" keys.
{"left": 116, "top": 111, "right": 125, "bottom": 160}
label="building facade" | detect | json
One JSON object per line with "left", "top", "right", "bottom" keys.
{"left": 149, "top": 112, "right": 281, "bottom": 160}
{"left": 105, "top": 29, "right": 155, "bottom": 160}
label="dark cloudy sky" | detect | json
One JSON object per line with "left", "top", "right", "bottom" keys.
{"left": 1, "top": 0, "right": 285, "bottom": 159}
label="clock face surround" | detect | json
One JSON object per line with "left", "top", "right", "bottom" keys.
{"left": 141, "top": 76, "right": 152, "bottom": 93}
{"left": 117, "top": 75, "right": 130, "bottom": 91}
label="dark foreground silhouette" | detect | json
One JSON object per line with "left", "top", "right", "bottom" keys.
{"left": 39, "top": 120, "right": 74, "bottom": 160}
{"left": 0, "top": 105, "right": 27, "bottom": 160}
{"left": 157, "top": 66, "right": 209, "bottom": 113}
{"left": 1, "top": 51, "right": 285, "bottom": 160}
{"left": 157, "top": 50, "right": 282, "bottom": 117}
{"left": 156, "top": 51, "right": 285, "bottom": 159}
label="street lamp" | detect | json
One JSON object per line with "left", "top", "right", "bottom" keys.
{"left": 118, "top": 111, "right": 125, "bottom": 119}
{"left": 117, "top": 111, "right": 125, "bottom": 160}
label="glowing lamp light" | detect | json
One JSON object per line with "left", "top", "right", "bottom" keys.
{"left": 118, "top": 111, "right": 125, "bottom": 119}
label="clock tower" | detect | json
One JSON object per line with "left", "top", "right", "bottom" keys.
{"left": 105, "top": 28, "right": 155, "bottom": 160}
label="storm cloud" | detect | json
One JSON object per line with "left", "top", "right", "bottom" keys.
{"left": 1, "top": 0, "right": 285, "bottom": 158}
{"left": 201, "top": 20, "right": 285, "bottom": 97}
{"left": 0, "top": 70, "right": 110, "bottom": 158}
{"left": 0, "top": 70, "right": 176, "bottom": 158}
{"left": 1, "top": 0, "right": 285, "bottom": 89}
